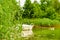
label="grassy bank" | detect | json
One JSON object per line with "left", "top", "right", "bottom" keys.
{"left": 21, "top": 18, "right": 60, "bottom": 27}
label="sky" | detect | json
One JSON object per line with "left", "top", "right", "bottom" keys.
{"left": 16, "top": 0, "right": 60, "bottom": 7}
{"left": 16, "top": 0, "right": 40, "bottom": 7}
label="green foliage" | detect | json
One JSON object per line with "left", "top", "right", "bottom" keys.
{"left": 22, "top": 0, "right": 60, "bottom": 19}
{"left": 0, "top": 24, "right": 22, "bottom": 40}
{"left": 22, "top": 18, "right": 60, "bottom": 27}
{"left": 45, "top": 7, "right": 56, "bottom": 19}
{"left": 52, "top": 0, "right": 60, "bottom": 13}
{"left": 31, "top": 1, "right": 42, "bottom": 18}
{"left": 0, "top": 0, "right": 21, "bottom": 39}
{"left": 0, "top": 0, "right": 20, "bottom": 26}
{"left": 0, "top": 0, "right": 60, "bottom": 39}
{"left": 23, "top": 0, "right": 33, "bottom": 18}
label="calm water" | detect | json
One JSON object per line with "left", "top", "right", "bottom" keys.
{"left": 20, "top": 28, "right": 59, "bottom": 40}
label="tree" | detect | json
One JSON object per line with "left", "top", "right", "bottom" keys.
{"left": 0, "top": 0, "right": 20, "bottom": 26}
{"left": 32, "top": 0, "right": 42, "bottom": 18}
{"left": 40, "top": 0, "right": 47, "bottom": 11}
{"left": 40, "top": 0, "right": 52, "bottom": 11}
{"left": 23, "top": 0, "right": 33, "bottom": 18}
{"left": 45, "top": 7, "right": 56, "bottom": 19}
{"left": 40, "top": 0, "right": 57, "bottom": 19}
{"left": 52, "top": 0, "right": 60, "bottom": 14}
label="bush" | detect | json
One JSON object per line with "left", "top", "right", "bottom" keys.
{"left": 22, "top": 18, "right": 60, "bottom": 27}
{"left": 45, "top": 7, "right": 56, "bottom": 19}
{"left": 0, "top": 0, "right": 20, "bottom": 26}
{"left": 0, "top": 0, "right": 21, "bottom": 39}
{"left": 0, "top": 24, "right": 22, "bottom": 40}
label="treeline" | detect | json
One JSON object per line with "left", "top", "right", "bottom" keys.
{"left": 20, "top": 0, "right": 60, "bottom": 26}
{"left": 22, "top": 0, "right": 60, "bottom": 20}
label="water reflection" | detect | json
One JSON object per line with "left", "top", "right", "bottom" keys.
{"left": 21, "top": 30, "right": 33, "bottom": 37}
{"left": 21, "top": 24, "right": 34, "bottom": 37}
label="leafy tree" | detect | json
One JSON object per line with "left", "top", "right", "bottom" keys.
{"left": 40, "top": 0, "right": 52, "bottom": 11}
{"left": 40, "top": 0, "right": 57, "bottom": 19}
{"left": 23, "top": 0, "right": 33, "bottom": 18}
{"left": 52, "top": 0, "right": 60, "bottom": 14}
{"left": 32, "top": 0, "right": 42, "bottom": 18}
{"left": 45, "top": 7, "right": 56, "bottom": 19}
{"left": 0, "top": 0, "right": 20, "bottom": 26}
{"left": 40, "top": 0, "right": 47, "bottom": 11}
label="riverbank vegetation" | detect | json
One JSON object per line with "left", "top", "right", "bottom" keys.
{"left": 21, "top": 0, "right": 60, "bottom": 27}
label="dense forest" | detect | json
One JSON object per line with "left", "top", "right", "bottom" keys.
{"left": 22, "top": 0, "right": 60, "bottom": 19}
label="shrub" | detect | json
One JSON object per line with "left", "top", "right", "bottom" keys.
{"left": 22, "top": 18, "right": 60, "bottom": 27}
{"left": 0, "top": 0, "right": 20, "bottom": 26}
{"left": 0, "top": 24, "right": 22, "bottom": 40}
